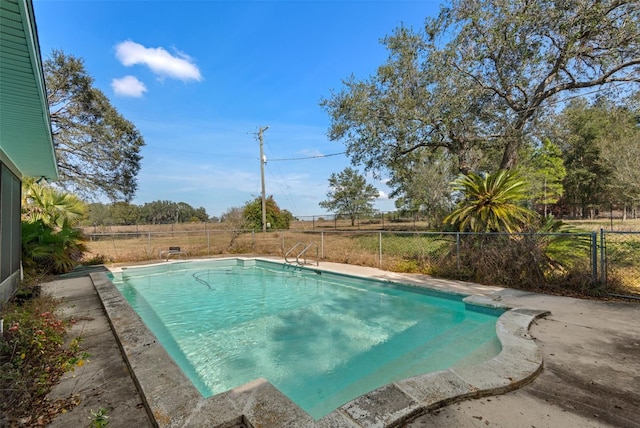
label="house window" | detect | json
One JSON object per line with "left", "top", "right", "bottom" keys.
{"left": 0, "top": 162, "right": 21, "bottom": 286}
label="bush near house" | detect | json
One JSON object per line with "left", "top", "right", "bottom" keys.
{"left": 0, "top": 293, "right": 87, "bottom": 425}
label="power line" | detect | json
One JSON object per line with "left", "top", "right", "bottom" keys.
{"left": 265, "top": 164, "right": 301, "bottom": 216}
{"left": 263, "top": 139, "right": 302, "bottom": 215}
{"left": 268, "top": 152, "right": 346, "bottom": 162}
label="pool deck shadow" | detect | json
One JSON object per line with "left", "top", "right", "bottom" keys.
{"left": 43, "top": 257, "right": 640, "bottom": 427}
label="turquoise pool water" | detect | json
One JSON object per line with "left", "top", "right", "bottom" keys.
{"left": 112, "top": 259, "right": 502, "bottom": 419}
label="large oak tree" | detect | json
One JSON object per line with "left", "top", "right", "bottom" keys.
{"left": 322, "top": 0, "right": 640, "bottom": 206}
{"left": 437, "top": 0, "right": 640, "bottom": 169}
{"left": 45, "top": 50, "right": 145, "bottom": 201}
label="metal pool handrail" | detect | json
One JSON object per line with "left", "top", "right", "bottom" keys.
{"left": 285, "top": 242, "right": 305, "bottom": 264}
{"left": 285, "top": 242, "right": 319, "bottom": 266}
{"left": 296, "top": 242, "right": 319, "bottom": 266}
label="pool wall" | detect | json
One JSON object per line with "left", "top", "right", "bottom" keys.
{"left": 94, "top": 258, "right": 549, "bottom": 428}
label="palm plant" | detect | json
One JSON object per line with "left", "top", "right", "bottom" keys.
{"left": 22, "top": 178, "right": 86, "bottom": 228}
{"left": 21, "top": 179, "right": 88, "bottom": 276}
{"left": 444, "top": 169, "right": 537, "bottom": 233}
{"left": 22, "top": 221, "right": 87, "bottom": 275}
{"left": 442, "top": 171, "right": 596, "bottom": 291}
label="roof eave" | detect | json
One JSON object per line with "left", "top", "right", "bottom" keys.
{"left": 20, "top": 0, "right": 58, "bottom": 180}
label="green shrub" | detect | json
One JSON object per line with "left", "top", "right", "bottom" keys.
{"left": 22, "top": 220, "right": 88, "bottom": 276}
{"left": 0, "top": 295, "right": 87, "bottom": 423}
{"left": 431, "top": 230, "right": 597, "bottom": 294}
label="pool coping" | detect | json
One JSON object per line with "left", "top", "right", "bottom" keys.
{"left": 92, "top": 258, "right": 549, "bottom": 428}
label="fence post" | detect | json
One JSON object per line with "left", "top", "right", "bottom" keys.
{"left": 591, "top": 231, "right": 598, "bottom": 286}
{"left": 321, "top": 232, "right": 324, "bottom": 259}
{"left": 600, "top": 228, "right": 606, "bottom": 285}
{"left": 456, "top": 232, "right": 461, "bottom": 271}
{"left": 148, "top": 232, "right": 151, "bottom": 259}
{"left": 379, "top": 232, "right": 382, "bottom": 268}
{"left": 207, "top": 230, "right": 210, "bottom": 255}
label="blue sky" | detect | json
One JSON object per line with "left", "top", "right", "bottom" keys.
{"left": 33, "top": 0, "right": 442, "bottom": 218}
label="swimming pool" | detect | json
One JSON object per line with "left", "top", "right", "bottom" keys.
{"left": 112, "top": 258, "right": 503, "bottom": 420}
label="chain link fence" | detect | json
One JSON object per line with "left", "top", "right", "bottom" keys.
{"left": 290, "top": 201, "right": 640, "bottom": 231}
{"left": 602, "top": 231, "right": 640, "bottom": 297}
{"left": 83, "top": 228, "right": 639, "bottom": 297}
{"left": 292, "top": 212, "right": 437, "bottom": 231}
{"left": 84, "top": 200, "right": 639, "bottom": 233}
{"left": 547, "top": 201, "right": 640, "bottom": 223}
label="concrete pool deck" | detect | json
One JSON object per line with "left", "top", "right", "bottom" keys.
{"left": 43, "top": 258, "right": 640, "bottom": 427}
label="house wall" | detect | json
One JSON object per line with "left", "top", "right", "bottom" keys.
{"left": 0, "top": 160, "right": 22, "bottom": 306}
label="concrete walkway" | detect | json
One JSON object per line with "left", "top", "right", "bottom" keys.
{"left": 407, "top": 289, "right": 640, "bottom": 427}
{"left": 43, "top": 276, "right": 153, "bottom": 428}
{"left": 42, "top": 262, "right": 639, "bottom": 427}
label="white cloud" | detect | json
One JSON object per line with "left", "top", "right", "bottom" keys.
{"left": 378, "top": 190, "right": 389, "bottom": 199}
{"left": 111, "top": 75, "right": 147, "bottom": 97}
{"left": 115, "top": 40, "right": 202, "bottom": 81}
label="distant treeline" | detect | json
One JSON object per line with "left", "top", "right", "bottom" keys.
{"left": 84, "top": 201, "right": 213, "bottom": 226}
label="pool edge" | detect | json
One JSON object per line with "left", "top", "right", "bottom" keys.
{"left": 90, "top": 259, "right": 549, "bottom": 428}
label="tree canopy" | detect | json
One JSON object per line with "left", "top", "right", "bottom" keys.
{"left": 45, "top": 50, "right": 145, "bottom": 202}
{"left": 552, "top": 96, "right": 640, "bottom": 216}
{"left": 85, "top": 200, "right": 210, "bottom": 226}
{"left": 388, "top": 150, "right": 455, "bottom": 222}
{"left": 319, "top": 168, "right": 379, "bottom": 226}
{"left": 434, "top": 0, "right": 640, "bottom": 169}
{"left": 522, "top": 139, "right": 566, "bottom": 216}
{"left": 321, "top": 0, "right": 639, "bottom": 212}
{"left": 220, "top": 206, "right": 247, "bottom": 229}
{"left": 242, "top": 196, "right": 293, "bottom": 230}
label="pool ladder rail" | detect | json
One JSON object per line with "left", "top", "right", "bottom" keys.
{"left": 285, "top": 242, "right": 319, "bottom": 266}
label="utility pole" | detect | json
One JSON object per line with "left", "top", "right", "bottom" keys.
{"left": 258, "top": 126, "right": 269, "bottom": 232}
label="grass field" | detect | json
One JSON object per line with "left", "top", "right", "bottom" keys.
{"left": 82, "top": 216, "right": 640, "bottom": 235}
{"left": 81, "top": 220, "right": 640, "bottom": 296}
{"left": 565, "top": 218, "right": 640, "bottom": 232}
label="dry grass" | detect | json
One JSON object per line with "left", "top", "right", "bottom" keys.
{"left": 81, "top": 223, "right": 640, "bottom": 297}
{"left": 83, "top": 229, "right": 377, "bottom": 266}
{"left": 564, "top": 218, "right": 640, "bottom": 232}
{"left": 81, "top": 216, "right": 640, "bottom": 237}
{"left": 81, "top": 217, "right": 433, "bottom": 235}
